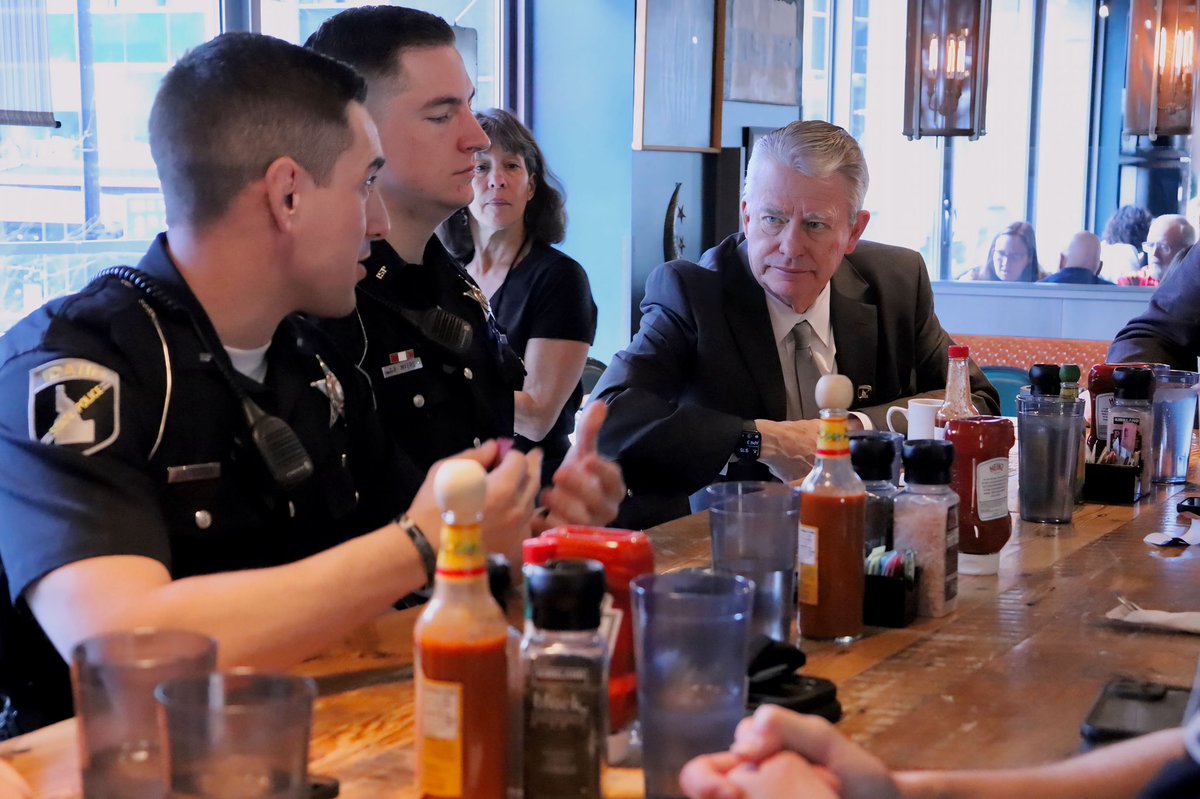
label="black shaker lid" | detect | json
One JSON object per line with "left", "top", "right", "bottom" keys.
{"left": 849, "top": 434, "right": 896, "bottom": 481}
{"left": 525, "top": 559, "right": 606, "bottom": 631}
{"left": 901, "top": 439, "right": 955, "bottom": 485}
{"left": 1113, "top": 366, "right": 1153, "bottom": 400}
{"left": 1028, "top": 363, "right": 1061, "bottom": 396}
{"left": 487, "top": 553, "right": 512, "bottom": 613}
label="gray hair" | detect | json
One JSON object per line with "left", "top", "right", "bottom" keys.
{"left": 743, "top": 120, "right": 869, "bottom": 215}
{"left": 1154, "top": 213, "right": 1197, "bottom": 247}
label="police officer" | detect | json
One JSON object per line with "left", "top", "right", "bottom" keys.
{"left": 306, "top": 7, "right": 624, "bottom": 526}
{"left": 0, "top": 34, "right": 542, "bottom": 735}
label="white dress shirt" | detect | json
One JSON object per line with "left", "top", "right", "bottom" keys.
{"left": 762, "top": 284, "right": 873, "bottom": 429}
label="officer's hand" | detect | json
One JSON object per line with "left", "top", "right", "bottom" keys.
{"left": 541, "top": 403, "right": 625, "bottom": 530}
{"left": 755, "top": 418, "right": 819, "bottom": 483}
{"left": 408, "top": 442, "right": 541, "bottom": 562}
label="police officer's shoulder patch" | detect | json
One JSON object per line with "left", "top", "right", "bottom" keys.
{"left": 28, "top": 358, "right": 120, "bottom": 455}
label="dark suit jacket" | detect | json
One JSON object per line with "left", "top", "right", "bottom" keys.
{"left": 1109, "top": 243, "right": 1200, "bottom": 370}
{"left": 593, "top": 233, "right": 999, "bottom": 527}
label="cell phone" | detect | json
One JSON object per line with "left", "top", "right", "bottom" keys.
{"left": 310, "top": 775, "right": 340, "bottom": 799}
{"left": 1079, "top": 677, "right": 1190, "bottom": 749}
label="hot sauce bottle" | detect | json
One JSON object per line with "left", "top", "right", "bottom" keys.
{"left": 798, "top": 375, "right": 866, "bottom": 642}
{"left": 415, "top": 460, "right": 508, "bottom": 799}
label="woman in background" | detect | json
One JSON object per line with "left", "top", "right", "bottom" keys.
{"left": 440, "top": 108, "right": 597, "bottom": 484}
{"left": 1099, "top": 204, "right": 1152, "bottom": 282}
{"left": 963, "top": 221, "right": 1044, "bottom": 282}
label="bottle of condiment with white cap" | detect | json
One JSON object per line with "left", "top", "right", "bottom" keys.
{"left": 798, "top": 374, "right": 866, "bottom": 642}
{"left": 415, "top": 459, "right": 508, "bottom": 799}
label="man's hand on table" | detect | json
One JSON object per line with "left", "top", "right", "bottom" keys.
{"left": 680, "top": 705, "right": 901, "bottom": 799}
{"left": 756, "top": 419, "right": 820, "bottom": 483}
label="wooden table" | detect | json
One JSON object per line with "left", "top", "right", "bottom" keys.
{"left": 5, "top": 480, "right": 1200, "bottom": 796}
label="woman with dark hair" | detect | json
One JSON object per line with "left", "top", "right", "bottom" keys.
{"left": 1099, "top": 204, "right": 1152, "bottom": 282}
{"left": 963, "top": 221, "right": 1045, "bottom": 282}
{"left": 439, "top": 108, "right": 597, "bottom": 482}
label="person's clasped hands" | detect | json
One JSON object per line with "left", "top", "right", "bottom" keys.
{"left": 680, "top": 705, "right": 901, "bottom": 799}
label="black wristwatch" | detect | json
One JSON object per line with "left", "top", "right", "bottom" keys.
{"left": 737, "top": 420, "right": 762, "bottom": 461}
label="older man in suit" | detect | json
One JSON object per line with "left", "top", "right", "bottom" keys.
{"left": 592, "top": 120, "right": 997, "bottom": 528}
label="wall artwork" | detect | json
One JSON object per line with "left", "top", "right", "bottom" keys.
{"left": 723, "top": 0, "right": 802, "bottom": 107}
{"left": 634, "top": 0, "right": 725, "bottom": 152}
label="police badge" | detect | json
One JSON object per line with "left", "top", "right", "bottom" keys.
{"left": 29, "top": 358, "right": 120, "bottom": 455}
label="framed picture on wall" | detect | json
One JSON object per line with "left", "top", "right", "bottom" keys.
{"left": 723, "top": 0, "right": 803, "bottom": 106}
{"left": 633, "top": 0, "right": 725, "bottom": 153}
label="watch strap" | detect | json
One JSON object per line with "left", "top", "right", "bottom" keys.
{"left": 396, "top": 514, "right": 437, "bottom": 589}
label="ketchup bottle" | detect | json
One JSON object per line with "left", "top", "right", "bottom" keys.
{"left": 415, "top": 460, "right": 508, "bottom": 799}
{"left": 798, "top": 375, "right": 866, "bottom": 642}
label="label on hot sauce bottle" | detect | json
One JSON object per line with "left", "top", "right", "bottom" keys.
{"left": 798, "top": 524, "right": 818, "bottom": 605}
{"left": 418, "top": 677, "right": 464, "bottom": 796}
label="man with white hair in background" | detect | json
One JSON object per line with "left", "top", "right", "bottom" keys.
{"left": 1118, "top": 214, "right": 1195, "bottom": 287}
{"left": 591, "top": 120, "right": 998, "bottom": 528}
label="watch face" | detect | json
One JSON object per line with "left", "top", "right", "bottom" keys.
{"left": 738, "top": 430, "right": 762, "bottom": 460}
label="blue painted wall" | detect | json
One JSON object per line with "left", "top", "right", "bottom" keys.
{"left": 529, "top": 5, "right": 798, "bottom": 358}
{"left": 528, "top": 0, "right": 634, "bottom": 364}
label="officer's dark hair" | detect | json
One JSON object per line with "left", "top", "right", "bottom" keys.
{"left": 305, "top": 6, "right": 455, "bottom": 89}
{"left": 439, "top": 108, "right": 567, "bottom": 261}
{"left": 149, "top": 32, "right": 367, "bottom": 229}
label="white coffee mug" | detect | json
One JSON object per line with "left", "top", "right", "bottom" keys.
{"left": 886, "top": 398, "right": 943, "bottom": 439}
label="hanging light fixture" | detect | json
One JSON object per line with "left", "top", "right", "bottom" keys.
{"left": 1126, "top": 0, "right": 1198, "bottom": 138}
{"left": 903, "top": 0, "right": 992, "bottom": 140}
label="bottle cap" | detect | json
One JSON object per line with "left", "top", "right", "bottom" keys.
{"left": 434, "top": 459, "right": 487, "bottom": 523}
{"left": 1059, "top": 364, "right": 1080, "bottom": 383}
{"left": 487, "top": 554, "right": 512, "bottom": 613}
{"left": 1028, "top": 363, "right": 1061, "bottom": 396}
{"left": 525, "top": 559, "right": 606, "bottom": 631}
{"left": 849, "top": 434, "right": 896, "bottom": 481}
{"left": 901, "top": 439, "right": 955, "bottom": 485}
{"left": 948, "top": 345, "right": 969, "bottom": 359}
{"left": 1113, "top": 366, "right": 1153, "bottom": 400}
{"left": 815, "top": 374, "right": 854, "bottom": 411}
{"left": 958, "top": 552, "right": 1000, "bottom": 575}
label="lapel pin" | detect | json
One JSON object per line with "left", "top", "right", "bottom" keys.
{"left": 857, "top": 384, "right": 872, "bottom": 401}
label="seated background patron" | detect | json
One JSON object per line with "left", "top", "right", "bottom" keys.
{"left": 1041, "top": 232, "right": 1113, "bottom": 285}
{"left": 439, "top": 108, "right": 597, "bottom": 484}
{"left": 1118, "top": 214, "right": 1195, "bottom": 287}
{"left": 961, "top": 221, "right": 1046, "bottom": 282}
{"left": 1099, "top": 203, "right": 1151, "bottom": 283}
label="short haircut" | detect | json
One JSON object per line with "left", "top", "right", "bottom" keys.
{"left": 149, "top": 32, "right": 367, "bottom": 229}
{"left": 440, "top": 108, "right": 567, "bottom": 261}
{"left": 743, "top": 120, "right": 869, "bottom": 215}
{"left": 305, "top": 6, "right": 455, "bottom": 88}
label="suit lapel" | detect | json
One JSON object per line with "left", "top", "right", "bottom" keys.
{"left": 721, "top": 240, "right": 788, "bottom": 419}
{"left": 830, "top": 256, "right": 879, "bottom": 406}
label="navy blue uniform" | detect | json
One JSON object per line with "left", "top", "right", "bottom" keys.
{"left": 0, "top": 234, "right": 421, "bottom": 734}
{"left": 320, "top": 237, "right": 524, "bottom": 473}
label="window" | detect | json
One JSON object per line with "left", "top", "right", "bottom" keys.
{"left": 0, "top": 0, "right": 220, "bottom": 331}
{"left": 0, "top": 0, "right": 507, "bottom": 334}
{"left": 815, "top": 0, "right": 1104, "bottom": 283}
{"left": 260, "top": 0, "right": 503, "bottom": 110}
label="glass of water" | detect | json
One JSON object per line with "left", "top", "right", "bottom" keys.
{"left": 632, "top": 569, "right": 754, "bottom": 799}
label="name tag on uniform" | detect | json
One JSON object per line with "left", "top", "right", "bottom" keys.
{"left": 382, "top": 349, "right": 422, "bottom": 378}
{"left": 167, "top": 462, "right": 221, "bottom": 483}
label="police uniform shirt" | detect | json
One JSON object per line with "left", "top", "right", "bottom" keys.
{"left": 0, "top": 234, "right": 420, "bottom": 733}
{"left": 321, "top": 237, "right": 522, "bottom": 473}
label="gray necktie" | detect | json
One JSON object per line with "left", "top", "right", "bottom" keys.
{"left": 792, "top": 320, "right": 821, "bottom": 420}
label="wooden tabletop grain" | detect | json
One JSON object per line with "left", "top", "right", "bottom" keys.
{"left": 4, "top": 474, "right": 1199, "bottom": 797}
